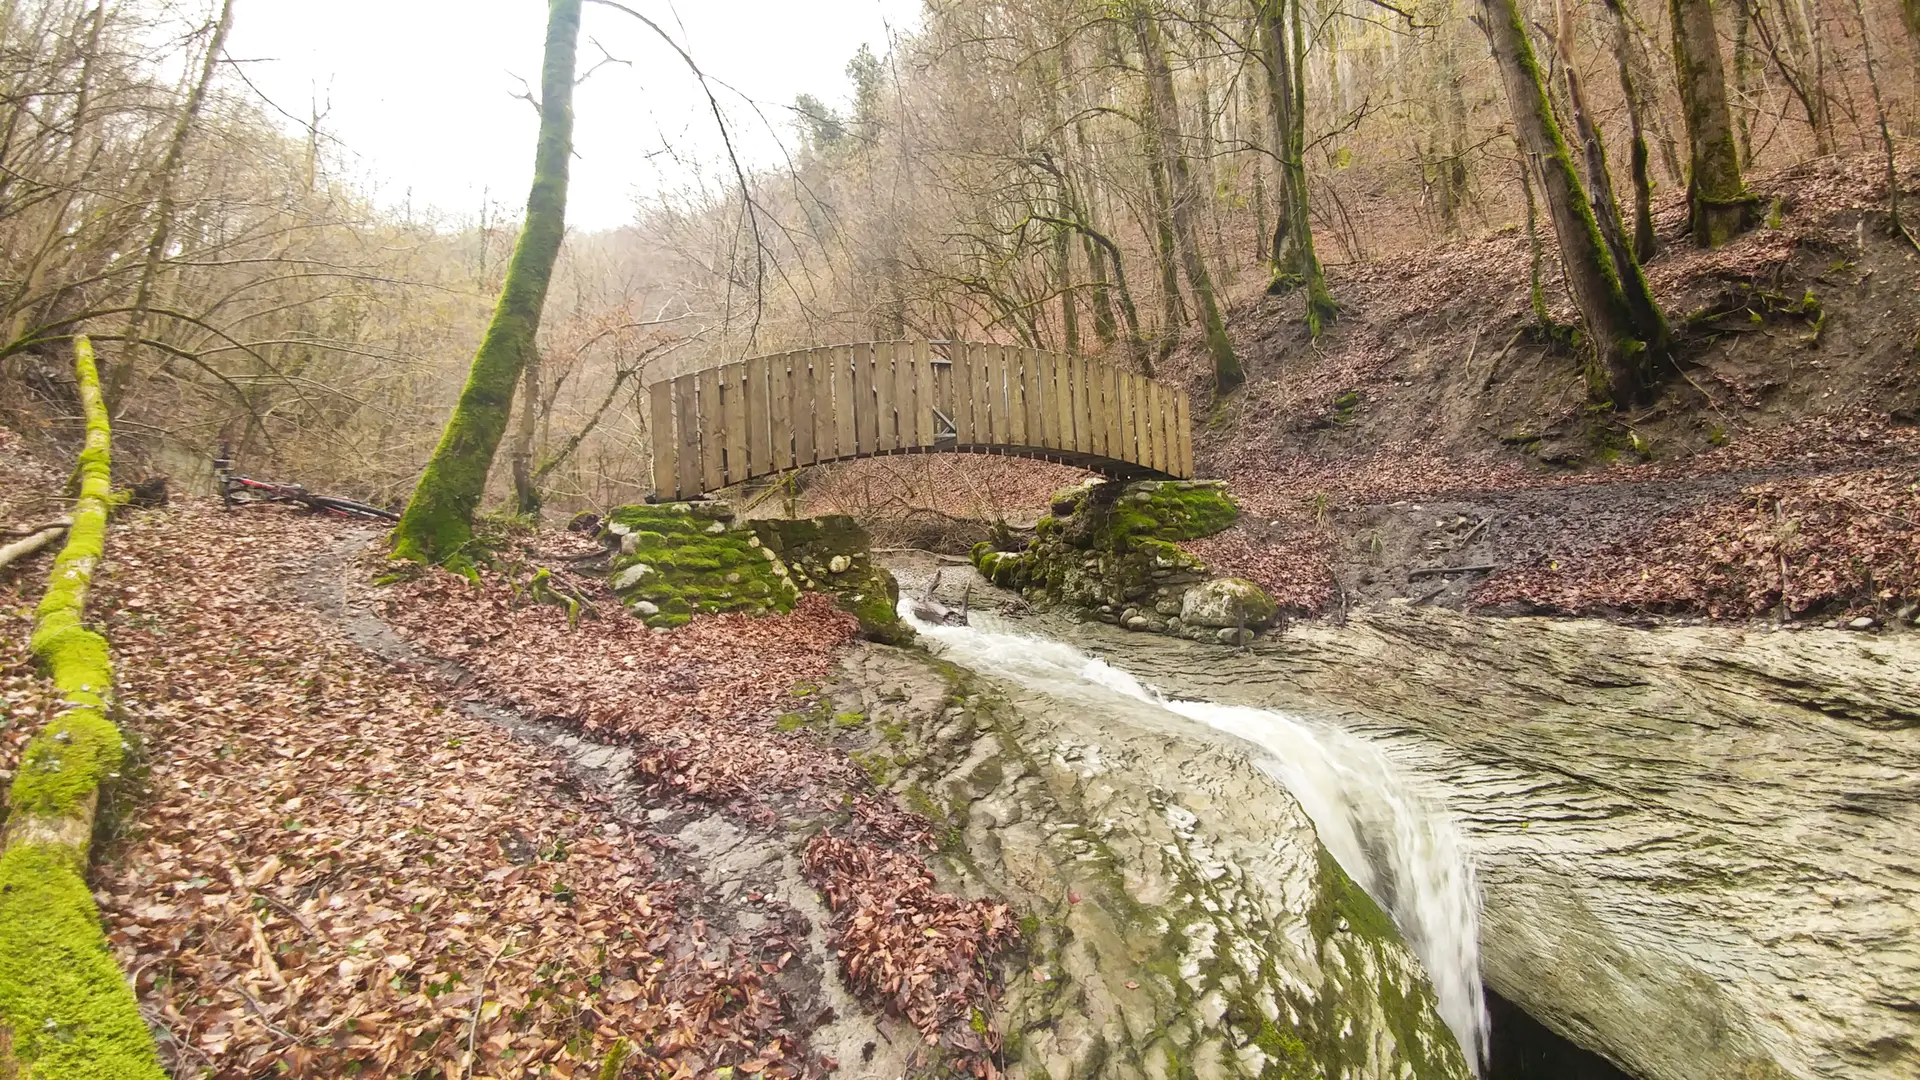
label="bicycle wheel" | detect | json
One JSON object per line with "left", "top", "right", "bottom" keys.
{"left": 309, "top": 495, "right": 399, "bottom": 522}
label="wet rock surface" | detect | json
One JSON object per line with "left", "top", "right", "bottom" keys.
{"left": 819, "top": 644, "right": 1472, "bottom": 1079}
{"left": 1032, "top": 603, "right": 1920, "bottom": 1080}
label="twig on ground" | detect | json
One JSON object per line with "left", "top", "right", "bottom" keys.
{"left": 1407, "top": 563, "right": 1497, "bottom": 578}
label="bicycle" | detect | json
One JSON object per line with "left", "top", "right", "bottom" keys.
{"left": 214, "top": 446, "right": 399, "bottom": 522}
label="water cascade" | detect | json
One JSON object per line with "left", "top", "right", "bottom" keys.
{"left": 904, "top": 605, "right": 1492, "bottom": 1070}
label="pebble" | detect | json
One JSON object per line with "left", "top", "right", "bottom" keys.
{"left": 1846, "top": 616, "right": 1878, "bottom": 631}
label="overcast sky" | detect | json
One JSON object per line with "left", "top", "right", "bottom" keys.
{"left": 224, "top": 1, "right": 922, "bottom": 230}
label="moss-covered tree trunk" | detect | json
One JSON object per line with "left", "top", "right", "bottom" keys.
{"left": 1479, "top": 0, "right": 1662, "bottom": 404}
{"left": 391, "top": 0, "right": 580, "bottom": 564}
{"left": 1133, "top": 0, "right": 1244, "bottom": 393}
{"left": 1669, "top": 0, "right": 1755, "bottom": 246}
{"left": 1259, "top": 0, "right": 1337, "bottom": 337}
{"left": 1557, "top": 0, "right": 1668, "bottom": 350}
{"left": 1, "top": 337, "right": 167, "bottom": 1080}
{"left": 1602, "top": 0, "right": 1659, "bottom": 261}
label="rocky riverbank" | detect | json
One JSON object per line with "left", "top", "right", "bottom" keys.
{"left": 914, "top": 565, "right": 1920, "bottom": 1080}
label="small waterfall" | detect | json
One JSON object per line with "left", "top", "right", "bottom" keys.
{"left": 904, "top": 605, "right": 1491, "bottom": 1071}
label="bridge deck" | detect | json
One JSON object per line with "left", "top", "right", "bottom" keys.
{"left": 646, "top": 339, "right": 1192, "bottom": 501}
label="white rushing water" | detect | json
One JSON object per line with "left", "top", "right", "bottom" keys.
{"left": 903, "top": 604, "right": 1491, "bottom": 1070}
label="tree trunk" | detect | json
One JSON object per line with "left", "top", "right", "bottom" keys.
{"left": 1479, "top": 0, "right": 1661, "bottom": 404}
{"left": 1518, "top": 146, "right": 1554, "bottom": 330}
{"left": 510, "top": 349, "right": 542, "bottom": 519}
{"left": 1133, "top": 1, "right": 1243, "bottom": 392}
{"left": 1556, "top": 0, "right": 1667, "bottom": 348}
{"left": 1670, "top": 0, "right": 1755, "bottom": 246}
{"left": 392, "top": 0, "right": 580, "bottom": 565}
{"left": 104, "top": 0, "right": 235, "bottom": 412}
{"left": 1259, "top": 0, "right": 1337, "bottom": 336}
{"left": 1732, "top": 0, "right": 1756, "bottom": 163}
{"left": 1601, "top": 0, "right": 1659, "bottom": 260}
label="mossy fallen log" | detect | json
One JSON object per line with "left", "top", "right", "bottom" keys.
{"left": 0, "top": 337, "right": 166, "bottom": 1079}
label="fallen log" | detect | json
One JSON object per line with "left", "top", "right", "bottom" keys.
{"left": 0, "top": 521, "right": 68, "bottom": 572}
{"left": 0, "top": 337, "right": 167, "bottom": 1079}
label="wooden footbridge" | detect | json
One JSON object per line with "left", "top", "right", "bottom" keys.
{"left": 647, "top": 339, "right": 1193, "bottom": 501}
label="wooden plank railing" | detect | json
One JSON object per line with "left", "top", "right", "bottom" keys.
{"left": 647, "top": 339, "right": 1193, "bottom": 501}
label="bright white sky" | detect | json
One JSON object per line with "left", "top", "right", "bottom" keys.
{"left": 225, "top": 0, "right": 922, "bottom": 230}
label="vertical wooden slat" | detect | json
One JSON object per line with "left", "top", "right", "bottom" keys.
{"left": 846, "top": 342, "right": 871, "bottom": 453}
{"left": 1075, "top": 356, "right": 1095, "bottom": 455}
{"left": 1100, "top": 364, "right": 1120, "bottom": 460}
{"left": 768, "top": 352, "right": 795, "bottom": 474}
{"left": 829, "top": 346, "right": 854, "bottom": 461}
{"left": 933, "top": 345, "right": 954, "bottom": 444}
{"left": 698, "top": 366, "right": 724, "bottom": 492}
{"left": 673, "top": 373, "right": 700, "bottom": 496}
{"left": 1052, "top": 352, "right": 1074, "bottom": 456}
{"left": 721, "top": 362, "right": 748, "bottom": 484}
{"left": 873, "top": 341, "right": 899, "bottom": 453}
{"left": 951, "top": 343, "right": 974, "bottom": 445}
{"left": 745, "top": 354, "right": 772, "bottom": 479}
{"left": 1005, "top": 346, "right": 1028, "bottom": 447}
{"left": 967, "top": 343, "right": 983, "bottom": 445}
{"left": 892, "top": 340, "right": 916, "bottom": 451}
{"left": 1117, "top": 372, "right": 1136, "bottom": 467}
{"left": 1064, "top": 353, "right": 1082, "bottom": 455}
{"left": 790, "top": 349, "right": 817, "bottom": 466}
{"left": 1150, "top": 380, "right": 1168, "bottom": 472}
{"left": 1021, "top": 348, "right": 1044, "bottom": 448}
{"left": 1144, "top": 378, "right": 1159, "bottom": 470}
{"left": 1137, "top": 376, "right": 1156, "bottom": 472}
{"left": 911, "top": 340, "right": 935, "bottom": 448}
{"left": 1087, "top": 359, "right": 1105, "bottom": 457}
{"left": 1032, "top": 352, "right": 1051, "bottom": 452}
{"left": 1167, "top": 384, "right": 1182, "bottom": 472}
{"left": 1152, "top": 378, "right": 1167, "bottom": 470}
{"left": 649, "top": 380, "right": 676, "bottom": 500}
{"left": 977, "top": 344, "right": 1002, "bottom": 445}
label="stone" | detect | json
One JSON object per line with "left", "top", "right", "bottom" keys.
{"left": 1180, "top": 577, "right": 1279, "bottom": 630}
{"left": 631, "top": 600, "right": 659, "bottom": 617}
{"left": 829, "top": 554, "right": 851, "bottom": 573}
{"left": 619, "top": 533, "right": 640, "bottom": 555}
{"left": 1125, "top": 615, "right": 1150, "bottom": 631}
{"left": 1847, "top": 616, "right": 1878, "bottom": 630}
{"left": 1215, "top": 627, "right": 1254, "bottom": 646}
{"left": 1162, "top": 606, "right": 1920, "bottom": 1080}
{"left": 705, "top": 521, "right": 726, "bottom": 534}
{"left": 610, "top": 562, "right": 654, "bottom": 590}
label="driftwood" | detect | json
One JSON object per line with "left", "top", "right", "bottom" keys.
{"left": 910, "top": 568, "right": 970, "bottom": 626}
{"left": 0, "top": 520, "right": 68, "bottom": 571}
{"left": 1407, "top": 563, "right": 1497, "bottom": 579}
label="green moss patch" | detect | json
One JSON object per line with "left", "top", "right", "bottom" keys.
{"left": 603, "top": 505, "right": 798, "bottom": 627}
{"left": 0, "top": 844, "right": 166, "bottom": 1079}
{"left": 601, "top": 506, "right": 911, "bottom": 642}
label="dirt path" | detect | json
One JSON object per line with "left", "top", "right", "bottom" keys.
{"left": 90, "top": 504, "right": 889, "bottom": 1078}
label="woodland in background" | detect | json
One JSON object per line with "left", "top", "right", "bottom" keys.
{"left": 1, "top": 0, "right": 1915, "bottom": 520}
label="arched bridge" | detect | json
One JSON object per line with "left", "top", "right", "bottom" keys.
{"left": 646, "top": 339, "right": 1193, "bottom": 501}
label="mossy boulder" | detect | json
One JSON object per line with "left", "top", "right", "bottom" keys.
{"left": 750, "top": 515, "right": 912, "bottom": 645}
{"left": 972, "top": 480, "right": 1273, "bottom": 646}
{"left": 602, "top": 503, "right": 797, "bottom": 627}
{"left": 1180, "top": 577, "right": 1279, "bottom": 630}
{"left": 599, "top": 504, "right": 911, "bottom": 642}
{"left": 1085, "top": 479, "right": 1238, "bottom": 549}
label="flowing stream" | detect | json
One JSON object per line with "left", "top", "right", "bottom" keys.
{"left": 903, "top": 604, "right": 1492, "bottom": 1071}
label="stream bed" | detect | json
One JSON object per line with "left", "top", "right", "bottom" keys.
{"left": 888, "top": 554, "right": 1919, "bottom": 1080}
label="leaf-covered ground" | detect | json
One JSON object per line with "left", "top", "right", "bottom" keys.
{"left": 372, "top": 546, "right": 1022, "bottom": 1075}
{"left": 50, "top": 501, "right": 1017, "bottom": 1078}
